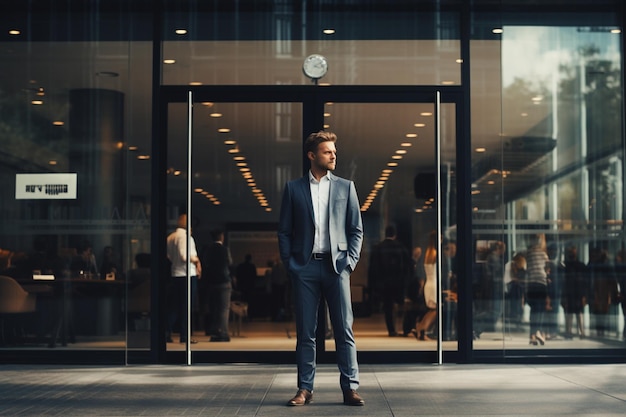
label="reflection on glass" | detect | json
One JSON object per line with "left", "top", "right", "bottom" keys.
{"left": 471, "top": 25, "right": 624, "bottom": 351}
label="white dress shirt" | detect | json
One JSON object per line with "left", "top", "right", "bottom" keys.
{"left": 309, "top": 170, "right": 331, "bottom": 254}
{"left": 166, "top": 227, "right": 198, "bottom": 277}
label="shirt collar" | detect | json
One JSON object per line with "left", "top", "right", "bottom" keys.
{"left": 309, "top": 170, "right": 331, "bottom": 183}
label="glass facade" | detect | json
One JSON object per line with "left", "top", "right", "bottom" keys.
{"left": 0, "top": 0, "right": 624, "bottom": 364}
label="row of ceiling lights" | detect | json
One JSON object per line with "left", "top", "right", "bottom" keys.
{"left": 208, "top": 104, "right": 272, "bottom": 212}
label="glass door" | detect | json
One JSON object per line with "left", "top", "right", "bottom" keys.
{"left": 321, "top": 99, "right": 458, "bottom": 362}
{"left": 162, "top": 87, "right": 460, "bottom": 364}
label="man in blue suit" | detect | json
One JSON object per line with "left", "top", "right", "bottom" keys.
{"left": 278, "top": 130, "right": 364, "bottom": 406}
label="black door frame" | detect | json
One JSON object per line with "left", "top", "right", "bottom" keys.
{"left": 152, "top": 84, "right": 471, "bottom": 365}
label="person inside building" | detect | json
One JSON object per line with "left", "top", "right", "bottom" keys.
{"left": 368, "top": 224, "right": 411, "bottom": 337}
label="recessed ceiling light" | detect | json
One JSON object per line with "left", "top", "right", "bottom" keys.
{"left": 400, "top": 142, "right": 412, "bottom": 147}
{"left": 210, "top": 113, "right": 222, "bottom": 118}
{"left": 396, "top": 149, "right": 407, "bottom": 154}
{"left": 611, "top": 29, "right": 621, "bottom": 34}
{"left": 9, "top": 29, "right": 20, "bottom": 35}
{"left": 31, "top": 100, "right": 43, "bottom": 105}
{"left": 175, "top": 29, "right": 187, "bottom": 35}
{"left": 201, "top": 102, "right": 214, "bottom": 107}
{"left": 218, "top": 128, "right": 231, "bottom": 133}
{"left": 163, "top": 59, "right": 176, "bottom": 64}
{"left": 48, "top": 160, "right": 57, "bottom": 165}
{"left": 189, "top": 81, "right": 202, "bottom": 86}
{"left": 323, "top": 29, "right": 335, "bottom": 34}
{"left": 492, "top": 28, "right": 503, "bottom": 34}
{"left": 52, "top": 121, "right": 64, "bottom": 126}
{"left": 96, "top": 71, "right": 119, "bottom": 77}
{"left": 224, "top": 140, "right": 236, "bottom": 145}
{"left": 420, "top": 112, "right": 433, "bottom": 116}
{"left": 475, "top": 147, "right": 486, "bottom": 153}
{"left": 405, "top": 133, "right": 417, "bottom": 138}
{"left": 456, "top": 58, "right": 463, "bottom": 64}
{"left": 414, "top": 123, "right": 426, "bottom": 128}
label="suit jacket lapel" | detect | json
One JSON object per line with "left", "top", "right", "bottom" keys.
{"left": 298, "top": 176, "right": 315, "bottom": 223}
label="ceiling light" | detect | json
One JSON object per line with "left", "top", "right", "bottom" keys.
{"left": 201, "top": 102, "right": 214, "bottom": 107}
{"left": 175, "top": 29, "right": 187, "bottom": 35}
{"left": 323, "top": 29, "right": 335, "bottom": 34}
{"left": 414, "top": 123, "right": 426, "bottom": 128}
{"left": 420, "top": 112, "right": 433, "bottom": 116}
{"left": 224, "top": 140, "right": 236, "bottom": 145}
{"left": 137, "top": 155, "right": 151, "bottom": 160}
{"left": 194, "top": 188, "right": 203, "bottom": 193}
{"left": 405, "top": 133, "right": 417, "bottom": 138}
{"left": 441, "top": 80, "right": 455, "bottom": 85}
{"left": 163, "top": 59, "right": 176, "bottom": 64}
{"left": 233, "top": 156, "right": 245, "bottom": 161}
{"left": 391, "top": 155, "right": 403, "bottom": 160}
{"left": 210, "top": 113, "right": 222, "bottom": 118}
{"left": 456, "top": 58, "right": 463, "bottom": 64}
{"left": 228, "top": 148, "right": 239, "bottom": 154}
{"left": 31, "top": 100, "right": 43, "bottom": 105}
{"left": 395, "top": 149, "right": 407, "bottom": 154}
{"left": 52, "top": 121, "right": 64, "bottom": 126}
{"left": 48, "top": 160, "right": 57, "bottom": 165}
{"left": 492, "top": 28, "right": 503, "bottom": 34}
{"left": 400, "top": 142, "right": 412, "bottom": 147}
{"left": 324, "top": 113, "right": 331, "bottom": 117}
{"left": 218, "top": 128, "right": 231, "bottom": 133}
{"left": 189, "top": 81, "right": 202, "bottom": 86}
{"left": 475, "top": 147, "right": 486, "bottom": 153}
{"left": 9, "top": 30, "right": 20, "bottom": 35}
{"left": 611, "top": 29, "right": 621, "bottom": 34}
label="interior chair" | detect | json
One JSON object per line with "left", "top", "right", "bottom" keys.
{"left": 0, "top": 275, "right": 37, "bottom": 344}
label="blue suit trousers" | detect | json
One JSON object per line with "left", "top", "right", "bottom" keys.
{"left": 293, "top": 257, "right": 359, "bottom": 392}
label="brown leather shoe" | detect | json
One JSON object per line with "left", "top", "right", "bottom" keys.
{"left": 343, "top": 389, "right": 365, "bottom": 406}
{"left": 286, "top": 389, "right": 312, "bottom": 406}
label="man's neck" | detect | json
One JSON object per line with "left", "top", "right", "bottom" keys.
{"left": 310, "top": 167, "right": 328, "bottom": 181}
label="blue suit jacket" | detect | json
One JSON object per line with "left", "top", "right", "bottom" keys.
{"left": 278, "top": 172, "right": 363, "bottom": 275}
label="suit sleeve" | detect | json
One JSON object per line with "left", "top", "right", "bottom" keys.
{"left": 346, "top": 181, "right": 364, "bottom": 270}
{"left": 277, "top": 182, "right": 293, "bottom": 267}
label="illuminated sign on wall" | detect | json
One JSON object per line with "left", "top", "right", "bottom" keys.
{"left": 15, "top": 173, "right": 78, "bottom": 200}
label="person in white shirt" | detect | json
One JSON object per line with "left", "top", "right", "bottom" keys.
{"left": 166, "top": 213, "right": 201, "bottom": 344}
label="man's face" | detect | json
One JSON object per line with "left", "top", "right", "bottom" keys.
{"left": 310, "top": 140, "right": 337, "bottom": 171}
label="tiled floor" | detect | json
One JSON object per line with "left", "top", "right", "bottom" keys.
{"left": 1, "top": 363, "right": 625, "bottom": 416}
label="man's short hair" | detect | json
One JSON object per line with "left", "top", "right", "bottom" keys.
{"left": 305, "top": 130, "right": 337, "bottom": 155}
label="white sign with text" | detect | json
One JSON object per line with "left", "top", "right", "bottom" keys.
{"left": 15, "top": 173, "right": 78, "bottom": 200}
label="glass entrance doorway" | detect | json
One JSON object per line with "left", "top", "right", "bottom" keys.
{"left": 162, "top": 87, "right": 459, "bottom": 364}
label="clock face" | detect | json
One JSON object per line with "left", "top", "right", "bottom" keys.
{"left": 303, "top": 54, "right": 328, "bottom": 79}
